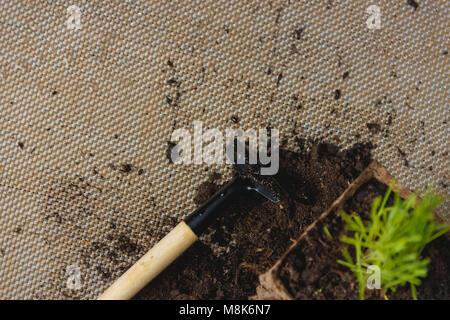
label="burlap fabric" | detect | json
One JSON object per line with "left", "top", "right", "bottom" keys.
{"left": 0, "top": 0, "right": 448, "bottom": 299}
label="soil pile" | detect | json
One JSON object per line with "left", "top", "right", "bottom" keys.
{"left": 136, "top": 140, "right": 372, "bottom": 299}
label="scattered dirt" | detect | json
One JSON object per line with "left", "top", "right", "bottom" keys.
{"left": 397, "top": 147, "right": 409, "bottom": 167}
{"left": 279, "top": 180, "right": 450, "bottom": 300}
{"left": 293, "top": 27, "right": 304, "bottom": 40}
{"left": 407, "top": 0, "right": 419, "bottom": 11}
{"left": 135, "top": 140, "right": 373, "bottom": 299}
{"left": 276, "top": 73, "right": 283, "bottom": 86}
{"left": 117, "top": 234, "right": 139, "bottom": 254}
{"left": 366, "top": 122, "right": 382, "bottom": 134}
{"left": 334, "top": 89, "right": 341, "bottom": 100}
{"left": 119, "top": 163, "right": 133, "bottom": 173}
{"left": 80, "top": 233, "right": 143, "bottom": 283}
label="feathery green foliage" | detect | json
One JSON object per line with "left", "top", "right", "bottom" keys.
{"left": 323, "top": 226, "right": 333, "bottom": 239}
{"left": 338, "top": 185, "right": 449, "bottom": 300}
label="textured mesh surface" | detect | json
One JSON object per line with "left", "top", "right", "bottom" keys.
{"left": 0, "top": 0, "right": 448, "bottom": 299}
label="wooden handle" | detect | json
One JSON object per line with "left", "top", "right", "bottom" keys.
{"left": 98, "top": 221, "right": 198, "bottom": 300}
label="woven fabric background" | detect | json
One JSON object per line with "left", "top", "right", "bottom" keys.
{"left": 0, "top": 0, "right": 448, "bottom": 299}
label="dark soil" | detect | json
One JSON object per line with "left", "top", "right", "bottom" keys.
{"left": 279, "top": 180, "right": 450, "bottom": 300}
{"left": 135, "top": 140, "right": 372, "bottom": 299}
{"left": 334, "top": 89, "right": 341, "bottom": 100}
{"left": 407, "top": 0, "right": 419, "bottom": 11}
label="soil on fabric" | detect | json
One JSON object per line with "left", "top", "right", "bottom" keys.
{"left": 135, "top": 140, "right": 372, "bottom": 299}
{"left": 279, "top": 180, "right": 450, "bottom": 300}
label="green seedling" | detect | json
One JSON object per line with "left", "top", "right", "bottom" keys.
{"left": 323, "top": 226, "right": 333, "bottom": 239}
{"left": 338, "top": 184, "right": 449, "bottom": 300}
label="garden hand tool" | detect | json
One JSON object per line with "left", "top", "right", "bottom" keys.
{"left": 98, "top": 158, "right": 283, "bottom": 300}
